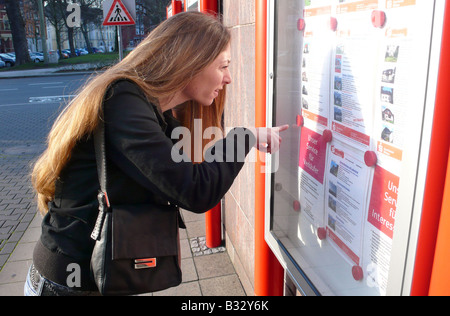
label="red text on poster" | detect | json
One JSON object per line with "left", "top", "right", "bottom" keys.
{"left": 299, "top": 127, "right": 326, "bottom": 184}
{"left": 367, "top": 166, "right": 399, "bottom": 239}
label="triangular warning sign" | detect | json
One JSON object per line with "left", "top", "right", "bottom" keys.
{"left": 103, "top": 0, "right": 135, "bottom": 26}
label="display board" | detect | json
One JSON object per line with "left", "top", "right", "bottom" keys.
{"left": 266, "top": 0, "right": 443, "bottom": 296}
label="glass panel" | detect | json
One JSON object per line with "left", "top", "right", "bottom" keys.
{"left": 270, "top": 0, "right": 435, "bottom": 296}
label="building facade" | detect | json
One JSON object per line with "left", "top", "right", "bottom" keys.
{"left": 0, "top": 4, "right": 13, "bottom": 53}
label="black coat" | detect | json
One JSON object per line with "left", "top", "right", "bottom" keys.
{"left": 33, "top": 80, "right": 256, "bottom": 290}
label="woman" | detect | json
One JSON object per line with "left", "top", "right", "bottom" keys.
{"left": 26, "top": 12, "right": 288, "bottom": 296}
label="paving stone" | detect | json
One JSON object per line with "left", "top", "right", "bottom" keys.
{"left": 199, "top": 274, "right": 245, "bottom": 296}
{"left": 8, "top": 232, "right": 24, "bottom": 243}
{"left": 0, "top": 255, "right": 8, "bottom": 269}
{"left": 194, "top": 252, "right": 236, "bottom": 280}
{"left": 0, "top": 242, "right": 17, "bottom": 255}
{"left": 0, "top": 101, "right": 59, "bottom": 272}
{"left": 189, "top": 236, "right": 226, "bottom": 257}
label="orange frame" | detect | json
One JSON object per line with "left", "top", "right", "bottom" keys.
{"left": 413, "top": 0, "right": 450, "bottom": 296}
{"left": 254, "top": 0, "right": 284, "bottom": 296}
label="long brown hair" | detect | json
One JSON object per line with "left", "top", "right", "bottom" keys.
{"left": 32, "top": 12, "right": 230, "bottom": 214}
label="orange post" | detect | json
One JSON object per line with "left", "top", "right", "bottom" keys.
{"left": 185, "top": 0, "right": 217, "bottom": 13}
{"left": 205, "top": 203, "right": 222, "bottom": 248}
{"left": 254, "top": 0, "right": 284, "bottom": 296}
{"left": 166, "top": 0, "right": 183, "bottom": 18}
{"left": 429, "top": 149, "right": 450, "bottom": 296}
{"left": 411, "top": 0, "right": 450, "bottom": 296}
{"left": 172, "top": 0, "right": 183, "bottom": 14}
{"left": 196, "top": 0, "right": 221, "bottom": 249}
{"left": 200, "top": 0, "right": 217, "bottom": 15}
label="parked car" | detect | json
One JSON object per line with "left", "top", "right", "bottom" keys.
{"left": 30, "top": 52, "right": 44, "bottom": 63}
{"left": 62, "top": 49, "right": 75, "bottom": 57}
{"left": 5, "top": 53, "right": 15, "bottom": 61}
{"left": 91, "top": 47, "right": 105, "bottom": 53}
{"left": 0, "top": 54, "right": 15, "bottom": 67}
{"left": 57, "top": 50, "right": 69, "bottom": 59}
{"left": 0, "top": 60, "right": 5, "bottom": 68}
{"left": 74, "top": 48, "right": 88, "bottom": 56}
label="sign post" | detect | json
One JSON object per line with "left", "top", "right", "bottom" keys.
{"left": 118, "top": 26, "right": 123, "bottom": 61}
{"left": 103, "top": 0, "right": 136, "bottom": 61}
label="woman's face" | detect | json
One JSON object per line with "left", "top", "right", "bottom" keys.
{"left": 182, "top": 44, "right": 232, "bottom": 105}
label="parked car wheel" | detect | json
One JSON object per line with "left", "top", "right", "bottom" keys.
{"left": 0, "top": 53, "right": 15, "bottom": 67}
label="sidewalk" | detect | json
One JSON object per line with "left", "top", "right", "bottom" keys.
{"left": 0, "top": 208, "right": 247, "bottom": 296}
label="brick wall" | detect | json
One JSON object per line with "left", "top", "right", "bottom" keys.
{"left": 222, "top": 0, "right": 257, "bottom": 295}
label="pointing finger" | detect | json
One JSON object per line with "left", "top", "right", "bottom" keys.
{"left": 274, "top": 124, "right": 289, "bottom": 133}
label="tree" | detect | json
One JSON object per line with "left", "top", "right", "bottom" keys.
{"left": 44, "top": 0, "right": 66, "bottom": 56}
{"left": 79, "top": 0, "right": 102, "bottom": 53}
{"left": 58, "top": 0, "right": 77, "bottom": 57}
{"left": 1, "top": 0, "right": 32, "bottom": 65}
{"left": 140, "top": 0, "right": 168, "bottom": 32}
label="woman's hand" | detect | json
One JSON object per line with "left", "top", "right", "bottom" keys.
{"left": 252, "top": 125, "right": 289, "bottom": 154}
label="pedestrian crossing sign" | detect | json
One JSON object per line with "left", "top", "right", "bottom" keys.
{"left": 103, "top": 0, "right": 135, "bottom": 26}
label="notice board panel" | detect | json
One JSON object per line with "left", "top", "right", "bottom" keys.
{"left": 265, "top": 0, "right": 445, "bottom": 296}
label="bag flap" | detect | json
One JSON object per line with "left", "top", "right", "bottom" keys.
{"left": 112, "top": 204, "right": 178, "bottom": 260}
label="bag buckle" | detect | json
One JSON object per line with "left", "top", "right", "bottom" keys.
{"left": 98, "top": 191, "right": 110, "bottom": 208}
{"left": 91, "top": 192, "right": 110, "bottom": 241}
{"left": 134, "top": 258, "right": 157, "bottom": 270}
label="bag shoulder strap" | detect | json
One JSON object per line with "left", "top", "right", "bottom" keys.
{"left": 91, "top": 118, "right": 111, "bottom": 241}
{"left": 94, "top": 118, "right": 107, "bottom": 195}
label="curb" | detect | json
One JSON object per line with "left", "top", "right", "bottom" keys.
{"left": 0, "top": 70, "right": 99, "bottom": 79}
{"left": 0, "top": 64, "right": 109, "bottom": 79}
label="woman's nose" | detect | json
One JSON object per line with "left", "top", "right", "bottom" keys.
{"left": 224, "top": 69, "right": 232, "bottom": 85}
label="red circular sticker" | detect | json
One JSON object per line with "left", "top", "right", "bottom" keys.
{"left": 364, "top": 151, "right": 378, "bottom": 167}
{"left": 352, "top": 265, "right": 364, "bottom": 281}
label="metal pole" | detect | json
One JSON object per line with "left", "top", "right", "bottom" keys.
{"left": 118, "top": 25, "right": 123, "bottom": 61}
{"left": 37, "top": 0, "right": 48, "bottom": 64}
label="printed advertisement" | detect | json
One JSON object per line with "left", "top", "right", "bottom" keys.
{"left": 363, "top": 165, "right": 400, "bottom": 295}
{"left": 374, "top": 1, "right": 418, "bottom": 171}
{"left": 298, "top": 127, "right": 327, "bottom": 227}
{"left": 331, "top": 0, "right": 379, "bottom": 149}
{"left": 302, "top": 2, "right": 333, "bottom": 129}
{"left": 325, "top": 140, "right": 370, "bottom": 266}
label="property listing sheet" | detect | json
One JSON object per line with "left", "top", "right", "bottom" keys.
{"left": 301, "top": 2, "right": 332, "bottom": 129}
{"left": 325, "top": 140, "right": 370, "bottom": 267}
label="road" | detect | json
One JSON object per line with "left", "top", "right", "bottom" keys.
{"left": 0, "top": 74, "right": 91, "bottom": 150}
{"left": 0, "top": 74, "right": 90, "bottom": 107}
{"left": 0, "top": 74, "right": 92, "bottom": 270}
